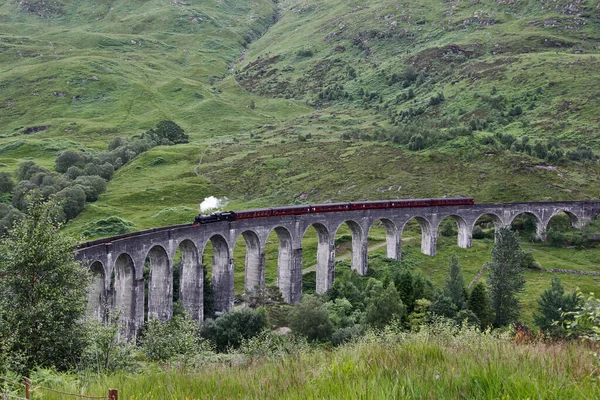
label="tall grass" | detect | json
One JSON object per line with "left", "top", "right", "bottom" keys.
{"left": 37, "top": 325, "right": 599, "bottom": 399}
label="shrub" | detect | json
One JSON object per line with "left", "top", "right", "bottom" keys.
{"left": 200, "top": 308, "right": 269, "bottom": 352}
{"left": 533, "top": 277, "right": 580, "bottom": 338}
{"left": 0, "top": 172, "right": 14, "bottom": 194}
{"left": 473, "top": 226, "right": 485, "bottom": 239}
{"left": 56, "top": 185, "right": 86, "bottom": 220}
{"left": 139, "top": 314, "right": 209, "bottom": 362}
{"left": 289, "top": 295, "right": 333, "bottom": 343}
{"left": 144, "top": 120, "right": 189, "bottom": 145}
{"left": 82, "top": 217, "right": 136, "bottom": 238}
{"left": 72, "top": 175, "right": 107, "bottom": 202}
{"left": 365, "top": 283, "right": 406, "bottom": 329}
{"left": 331, "top": 325, "right": 365, "bottom": 346}
{"left": 54, "top": 150, "right": 84, "bottom": 173}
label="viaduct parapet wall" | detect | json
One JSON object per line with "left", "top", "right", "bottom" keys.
{"left": 76, "top": 200, "right": 600, "bottom": 339}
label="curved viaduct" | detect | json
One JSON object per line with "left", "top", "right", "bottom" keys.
{"left": 77, "top": 200, "right": 600, "bottom": 338}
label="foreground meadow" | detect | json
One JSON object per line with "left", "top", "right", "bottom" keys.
{"left": 31, "top": 325, "right": 599, "bottom": 400}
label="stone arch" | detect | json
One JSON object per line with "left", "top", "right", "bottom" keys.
{"left": 145, "top": 245, "right": 172, "bottom": 321}
{"left": 509, "top": 211, "right": 545, "bottom": 240}
{"left": 545, "top": 210, "right": 580, "bottom": 230}
{"left": 114, "top": 253, "right": 139, "bottom": 339}
{"left": 203, "top": 234, "right": 233, "bottom": 312}
{"left": 436, "top": 214, "right": 471, "bottom": 249}
{"left": 88, "top": 261, "right": 106, "bottom": 321}
{"left": 177, "top": 239, "right": 203, "bottom": 321}
{"left": 270, "top": 226, "right": 301, "bottom": 304}
{"left": 368, "top": 218, "right": 401, "bottom": 260}
{"left": 303, "top": 223, "right": 333, "bottom": 294}
{"left": 334, "top": 220, "right": 367, "bottom": 275}
{"left": 401, "top": 216, "right": 435, "bottom": 256}
{"left": 235, "top": 230, "right": 264, "bottom": 293}
{"left": 471, "top": 212, "right": 504, "bottom": 241}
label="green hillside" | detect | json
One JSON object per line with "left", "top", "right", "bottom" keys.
{"left": 0, "top": 1, "right": 598, "bottom": 309}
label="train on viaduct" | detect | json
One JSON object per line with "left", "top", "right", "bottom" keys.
{"left": 76, "top": 199, "right": 600, "bottom": 339}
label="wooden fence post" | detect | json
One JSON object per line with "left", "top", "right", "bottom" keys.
{"left": 108, "top": 388, "right": 118, "bottom": 400}
{"left": 24, "top": 378, "right": 30, "bottom": 400}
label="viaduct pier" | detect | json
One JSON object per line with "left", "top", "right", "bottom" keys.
{"left": 76, "top": 200, "right": 600, "bottom": 338}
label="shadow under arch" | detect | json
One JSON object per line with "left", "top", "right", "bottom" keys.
{"left": 436, "top": 214, "right": 471, "bottom": 249}
{"left": 114, "top": 253, "right": 139, "bottom": 340}
{"left": 177, "top": 239, "right": 203, "bottom": 321}
{"left": 145, "top": 245, "right": 172, "bottom": 322}
{"left": 203, "top": 234, "right": 233, "bottom": 312}
{"left": 334, "top": 220, "right": 367, "bottom": 275}
{"left": 545, "top": 210, "right": 580, "bottom": 230}
{"left": 368, "top": 218, "right": 400, "bottom": 260}
{"left": 88, "top": 261, "right": 106, "bottom": 321}
{"left": 401, "top": 216, "right": 435, "bottom": 256}
{"left": 509, "top": 211, "right": 545, "bottom": 240}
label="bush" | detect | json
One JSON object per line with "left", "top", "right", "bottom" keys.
{"left": 56, "top": 185, "right": 86, "bottom": 220}
{"left": 365, "top": 283, "right": 406, "bottom": 329}
{"left": 0, "top": 172, "right": 14, "bottom": 194}
{"left": 72, "top": 175, "right": 107, "bottom": 202}
{"left": 54, "top": 150, "right": 84, "bottom": 173}
{"left": 144, "top": 120, "right": 189, "bottom": 145}
{"left": 473, "top": 226, "right": 485, "bottom": 239}
{"left": 200, "top": 308, "right": 269, "bottom": 352}
{"left": 139, "top": 314, "right": 209, "bottom": 362}
{"left": 82, "top": 216, "right": 136, "bottom": 238}
{"left": 289, "top": 295, "right": 333, "bottom": 343}
{"left": 331, "top": 325, "right": 365, "bottom": 346}
{"left": 547, "top": 229, "right": 567, "bottom": 247}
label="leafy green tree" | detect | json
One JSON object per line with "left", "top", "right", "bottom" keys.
{"left": 0, "top": 198, "right": 91, "bottom": 374}
{"left": 533, "top": 277, "right": 580, "bottom": 338}
{"left": 201, "top": 308, "right": 268, "bottom": 352}
{"left": 468, "top": 282, "right": 492, "bottom": 330}
{"left": 444, "top": 253, "right": 465, "bottom": 309}
{"left": 55, "top": 185, "right": 86, "bottom": 220}
{"left": 429, "top": 293, "right": 457, "bottom": 319}
{"left": 140, "top": 314, "right": 209, "bottom": 361}
{"left": 54, "top": 150, "right": 84, "bottom": 173}
{"left": 0, "top": 172, "right": 14, "bottom": 194}
{"left": 488, "top": 227, "right": 525, "bottom": 327}
{"left": 144, "top": 120, "right": 189, "bottom": 145}
{"left": 72, "top": 175, "right": 107, "bottom": 202}
{"left": 365, "top": 283, "right": 406, "bottom": 329}
{"left": 289, "top": 295, "right": 333, "bottom": 343}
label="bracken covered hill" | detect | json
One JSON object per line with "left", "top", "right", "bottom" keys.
{"left": 0, "top": 0, "right": 598, "bottom": 234}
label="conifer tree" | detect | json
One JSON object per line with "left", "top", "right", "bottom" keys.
{"left": 444, "top": 252, "right": 465, "bottom": 309}
{"left": 468, "top": 281, "right": 492, "bottom": 329}
{"left": 533, "top": 277, "right": 580, "bottom": 338}
{"left": 488, "top": 227, "right": 525, "bottom": 327}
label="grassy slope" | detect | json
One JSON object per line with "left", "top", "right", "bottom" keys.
{"left": 0, "top": 0, "right": 598, "bottom": 324}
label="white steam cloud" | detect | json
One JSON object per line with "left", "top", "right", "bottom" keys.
{"left": 200, "top": 196, "right": 229, "bottom": 213}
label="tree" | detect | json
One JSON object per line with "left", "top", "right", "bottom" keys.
{"left": 289, "top": 295, "right": 333, "bottom": 342}
{"left": 72, "top": 175, "right": 107, "bottom": 202}
{"left": 54, "top": 150, "right": 84, "bottom": 173}
{"left": 144, "top": 120, "right": 189, "bottom": 145}
{"left": 444, "top": 253, "right": 465, "bottom": 309}
{"left": 365, "top": 283, "right": 406, "bottom": 329}
{"left": 55, "top": 185, "right": 86, "bottom": 220}
{"left": 200, "top": 308, "right": 268, "bottom": 352}
{"left": 487, "top": 227, "right": 525, "bottom": 327}
{"left": 0, "top": 198, "right": 91, "bottom": 374}
{"left": 468, "top": 281, "right": 492, "bottom": 330}
{"left": 533, "top": 277, "right": 580, "bottom": 338}
{"left": 0, "top": 172, "right": 14, "bottom": 194}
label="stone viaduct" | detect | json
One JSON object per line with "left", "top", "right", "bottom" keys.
{"left": 76, "top": 200, "right": 600, "bottom": 338}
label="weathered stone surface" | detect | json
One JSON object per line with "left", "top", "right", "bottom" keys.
{"left": 77, "top": 200, "right": 600, "bottom": 339}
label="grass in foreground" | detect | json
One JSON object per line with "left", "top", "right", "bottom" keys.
{"left": 36, "top": 325, "right": 599, "bottom": 400}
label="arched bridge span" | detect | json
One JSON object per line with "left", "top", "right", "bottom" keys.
{"left": 77, "top": 200, "right": 600, "bottom": 339}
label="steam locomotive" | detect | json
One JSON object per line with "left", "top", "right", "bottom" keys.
{"left": 193, "top": 197, "right": 475, "bottom": 225}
